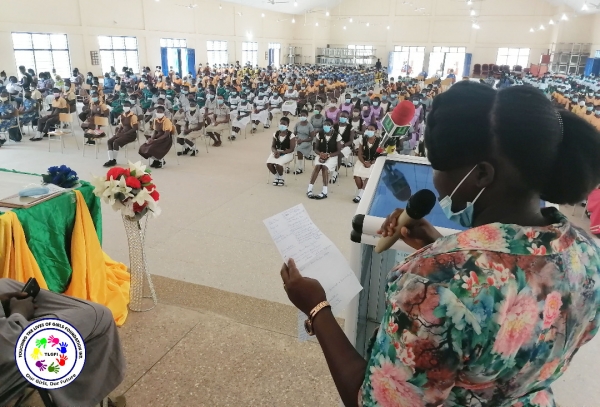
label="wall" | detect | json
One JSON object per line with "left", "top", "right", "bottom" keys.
{"left": 591, "top": 14, "right": 600, "bottom": 55}
{"left": 326, "top": 0, "right": 560, "bottom": 68}
{"left": 0, "top": 0, "right": 304, "bottom": 76}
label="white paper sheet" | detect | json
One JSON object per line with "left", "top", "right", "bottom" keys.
{"left": 264, "top": 204, "right": 363, "bottom": 341}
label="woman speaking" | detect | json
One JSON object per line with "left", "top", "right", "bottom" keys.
{"left": 281, "top": 81, "right": 600, "bottom": 407}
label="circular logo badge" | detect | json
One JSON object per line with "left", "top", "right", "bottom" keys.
{"left": 15, "top": 318, "right": 86, "bottom": 389}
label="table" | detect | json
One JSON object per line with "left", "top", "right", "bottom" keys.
{"left": 0, "top": 168, "right": 130, "bottom": 325}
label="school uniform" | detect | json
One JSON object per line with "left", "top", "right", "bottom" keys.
{"left": 205, "top": 104, "right": 230, "bottom": 133}
{"left": 37, "top": 97, "right": 68, "bottom": 134}
{"left": 335, "top": 122, "right": 353, "bottom": 160}
{"left": 266, "top": 131, "right": 296, "bottom": 166}
{"left": 313, "top": 131, "right": 342, "bottom": 172}
{"left": 269, "top": 94, "right": 283, "bottom": 114}
{"left": 354, "top": 136, "right": 381, "bottom": 179}
{"left": 251, "top": 95, "right": 270, "bottom": 125}
{"left": 572, "top": 105, "right": 587, "bottom": 118}
{"left": 139, "top": 117, "right": 174, "bottom": 161}
{"left": 108, "top": 111, "right": 139, "bottom": 151}
{"left": 232, "top": 101, "right": 252, "bottom": 129}
{"left": 282, "top": 89, "right": 298, "bottom": 115}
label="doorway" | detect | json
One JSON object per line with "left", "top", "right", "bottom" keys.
{"left": 427, "top": 47, "right": 466, "bottom": 78}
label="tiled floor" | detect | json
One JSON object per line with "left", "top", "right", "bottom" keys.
{"left": 2, "top": 119, "right": 600, "bottom": 406}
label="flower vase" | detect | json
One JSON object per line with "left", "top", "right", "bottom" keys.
{"left": 122, "top": 214, "right": 158, "bottom": 311}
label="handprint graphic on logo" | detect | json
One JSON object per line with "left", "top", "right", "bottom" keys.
{"left": 58, "top": 342, "right": 68, "bottom": 354}
{"left": 47, "top": 362, "right": 60, "bottom": 374}
{"left": 35, "top": 338, "right": 47, "bottom": 349}
{"left": 48, "top": 335, "right": 60, "bottom": 347}
{"left": 30, "top": 348, "right": 43, "bottom": 361}
{"left": 56, "top": 354, "right": 68, "bottom": 367}
{"left": 35, "top": 360, "right": 47, "bottom": 371}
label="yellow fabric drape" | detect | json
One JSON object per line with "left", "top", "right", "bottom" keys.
{"left": 0, "top": 211, "right": 49, "bottom": 290}
{"left": 65, "top": 190, "right": 130, "bottom": 326}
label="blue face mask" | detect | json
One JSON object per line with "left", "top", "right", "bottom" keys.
{"left": 373, "top": 102, "right": 379, "bottom": 107}
{"left": 323, "top": 125, "right": 332, "bottom": 133}
{"left": 345, "top": 98, "right": 351, "bottom": 103}
{"left": 439, "top": 165, "right": 485, "bottom": 228}
{"left": 339, "top": 117, "right": 348, "bottom": 124}
{"left": 364, "top": 130, "right": 375, "bottom": 137}
{"left": 279, "top": 124, "right": 288, "bottom": 131}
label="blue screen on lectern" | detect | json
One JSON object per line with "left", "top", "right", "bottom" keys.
{"left": 368, "top": 161, "right": 464, "bottom": 230}
{"left": 368, "top": 160, "right": 547, "bottom": 231}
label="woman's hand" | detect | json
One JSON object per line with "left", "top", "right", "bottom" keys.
{"left": 281, "top": 259, "right": 326, "bottom": 316}
{"left": 10, "top": 296, "right": 35, "bottom": 320}
{"left": 377, "top": 209, "right": 443, "bottom": 250}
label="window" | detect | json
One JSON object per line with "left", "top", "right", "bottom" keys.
{"left": 242, "top": 42, "right": 258, "bottom": 67}
{"left": 98, "top": 36, "right": 140, "bottom": 75}
{"left": 11, "top": 32, "right": 71, "bottom": 78}
{"left": 496, "top": 48, "right": 530, "bottom": 67}
{"left": 392, "top": 46, "right": 426, "bottom": 78}
{"left": 348, "top": 45, "right": 374, "bottom": 64}
{"left": 207, "top": 40, "right": 228, "bottom": 67}
{"left": 268, "top": 43, "right": 281, "bottom": 68}
{"left": 432, "top": 46, "right": 466, "bottom": 53}
{"left": 160, "top": 38, "right": 187, "bottom": 48}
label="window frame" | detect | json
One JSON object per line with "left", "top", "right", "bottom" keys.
{"left": 160, "top": 38, "right": 187, "bottom": 48}
{"left": 11, "top": 32, "right": 72, "bottom": 78}
{"left": 496, "top": 47, "right": 530, "bottom": 68}
{"left": 207, "top": 40, "right": 228, "bottom": 67}
{"left": 242, "top": 41, "right": 258, "bottom": 67}
{"left": 98, "top": 35, "right": 140, "bottom": 75}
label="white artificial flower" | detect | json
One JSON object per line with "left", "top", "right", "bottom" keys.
{"left": 146, "top": 197, "right": 162, "bottom": 218}
{"left": 131, "top": 188, "right": 151, "bottom": 206}
{"left": 90, "top": 175, "right": 109, "bottom": 198}
{"left": 121, "top": 202, "right": 135, "bottom": 217}
{"left": 128, "top": 161, "right": 147, "bottom": 177}
{"left": 102, "top": 177, "right": 121, "bottom": 205}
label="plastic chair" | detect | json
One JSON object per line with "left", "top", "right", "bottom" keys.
{"left": 481, "top": 64, "right": 489, "bottom": 77}
{"left": 82, "top": 116, "right": 112, "bottom": 158}
{"left": 473, "top": 64, "right": 481, "bottom": 78}
{"left": 48, "top": 113, "right": 79, "bottom": 153}
{"left": 267, "top": 154, "right": 297, "bottom": 186}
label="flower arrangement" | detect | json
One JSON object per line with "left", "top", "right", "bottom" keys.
{"left": 91, "top": 161, "right": 161, "bottom": 220}
{"left": 42, "top": 165, "right": 79, "bottom": 188}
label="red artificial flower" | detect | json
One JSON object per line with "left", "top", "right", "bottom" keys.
{"left": 144, "top": 183, "right": 155, "bottom": 191}
{"left": 125, "top": 176, "right": 141, "bottom": 189}
{"left": 149, "top": 189, "right": 160, "bottom": 202}
{"left": 106, "top": 167, "right": 130, "bottom": 180}
{"left": 133, "top": 202, "right": 148, "bottom": 213}
{"left": 139, "top": 174, "right": 152, "bottom": 184}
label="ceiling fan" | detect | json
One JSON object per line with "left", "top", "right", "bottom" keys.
{"left": 265, "top": 0, "right": 290, "bottom": 4}
{"left": 176, "top": 3, "right": 198, "bottom": 9}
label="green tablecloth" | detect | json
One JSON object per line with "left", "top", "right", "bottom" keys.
{"left": 0, "top": 168, "right": 103, "bottom": 293}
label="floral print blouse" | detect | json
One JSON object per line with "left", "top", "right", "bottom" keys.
{"left": 359, "top": 208, "right": 600, "bottom": 407}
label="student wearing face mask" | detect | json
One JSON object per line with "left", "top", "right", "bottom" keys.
{"left": 350, "top": 107, "right": 364, "bottom": 145}
{"left": 325, "top": 98, "right": 341, "bottom": 124}
{"left": 0, "top": 90, "right": 19, "bottom": 143}
{"left": 266, "top": 117, "right": 297, "bottom": 187}
{"left": 340, "top": 93, "right": 354, "bottom": 115}
{"left": 268, "top": 91, "right": 284, "bottom": 122}
{"left": 176, "top": 101, "right": 205, "bottom": 156}
{"left": 139, "top": 105, "right": 173, "bottom": 169}
{"left": 18, "top": 90, "right": 39, "bottom": 134}
{"left": 335, "top": 110, "right": 353, "bottom": 169}
{"left": 310, "top": 104, "right": 325, "bottom": 133}
{"left": 360, "top": 102, "right": 374, "bottom": 131}
{"left": 370, "top": 97, "right": 384, "bottom": 129}
{"left": 103, "top": 101, "right": 139, "bottom": 167}
{"left": 205, "top": 95, "right": 230, "bottom": 146}
{"left": 358, "top": 89, "right": 370, "bottom": 104}
{"left": 282, "top": 86, "right": 298, "bottom": 117}
{"left": 62, "top": 79, "right": 77, "bottom": 113}
{"left": 281, "top": 82, "right": 600, "bottom": 407}
{"left": 293, "top": 110, "right": 316, "bottom": 175}
{"left": 82, "top": 92, "right": 110, "bottom": 145}
{"left": 230, "top": 93, "right": 252, "bottom": 140}
{"left": 572, "top": 97, "right": 587, "bottom": 118}
{"left": 307, "top": 119, "right": 342, "bottom": 199}
{"left": 352, "top": 125, "right": 380, "bottom": 203}
{"left": 36, "top": 87, "right": 68, "bottom": 139}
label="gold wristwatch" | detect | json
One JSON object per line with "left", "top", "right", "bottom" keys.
{"left": 304, "top": 301, "right": 331, "bottom": 336}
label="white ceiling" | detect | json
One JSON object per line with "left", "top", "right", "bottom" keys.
{"left": 216, "top": 0, "right": 341, "bottom": 14}
{"left": 216, "top": 0, "right": 600, "bottom": 14}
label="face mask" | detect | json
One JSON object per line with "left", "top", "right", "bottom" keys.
{"left": 351, "top": 93, "right": 357, "bottom": 98}
{"left": 579, "top": 101, "right": 585, "bottom": 106}
{"left": 64, "top": 86, "right": 70, "bottom": 91}
{"left": 365, "top": 130, "right": 375, "bottom": 137}
{"left": 208, "top": 94, "right": 215, "bottom": 99}
{"left": 413, "top": 101, "right": 420, "bottom": 106}
{"left": 587, "top": 106, "right": 594, "bottom": 112}
{"left": 181, "top": 90, "right": 188, "bottom": 94}
{"left": 373, "top": 102, "right": 379, "bottom": 107}
{"left": 299, "top": 116, "right": 307, "bottom": 121}
{"left": 391, "top": 94, "right": 397, "bottom": 99}
{"left": 155, "top": 113, "right": 164, "bottom": 119}
{"left": 217, "top": 99, "right": 224, "bottom": 105}
{"left": 382, "top": 96, "right": 388, "bottom": 101}
{"left": 353, "top": 112, "right": 359, "bottom": 117}
{"left": 439, "top": 165, "right": 486, "bottom": 228}
{"left": 91, "top": 97, "right": 99, "bottom": 102}
{"left": 123, "top": 106, "right": 131, "bottom": 112}
{"left": 339, "top": 117, "right": 348, "bottom": 124}
{"left": 314, "top": 110, "right": 320, "bottom": 114}
{"left": 361, "top": 91, "right": 366, "bottom": 95}
{"left": 345, "top": 98, "right": 351, "bottom": 103}
{"left": 190, "top": 107, "right": 197, "bottom": 111}
{"left": 54, "top": 93, "right": 60, "bottom": 98}
{"left": 323, "top": 125, "right": 332, "bottom": 133}
{"left": 279, "top": 124, "right": 288, "bottom": 131}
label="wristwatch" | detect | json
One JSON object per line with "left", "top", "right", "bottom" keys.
{"left": 304, "top": 301, "right": 331, "bottom": 336}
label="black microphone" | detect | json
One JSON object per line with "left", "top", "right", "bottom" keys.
{"left": 375, "top": 189, "right": 437, "bottom": 253}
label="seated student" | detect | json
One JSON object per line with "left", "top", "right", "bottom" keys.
{"left": 282, "top": 85, "right": 298, "bottom": 117}
{"left": 176, "top": 100, "right": 205, "bottom": 156}
{"left": 352, "top": 125, "right": 380, "bottom": 203}
{"left": 307, "top": 119, "right": 342, "bottom": 200}
{"left": 204, "top": 91, "right": 217, "bottom": 117}
{"left": 310, "top": 104, "right": 325, "bottom": 133}
{"left": 572, "top": 96, "right": 587, "bottom": 118}
{"left": 293, "top": 110, "right": 316, "bottom": 175}
{"left": 104, "top": 100, "right": 139, "bottom": 167}
{"left": 266, "top": 117, "right": 297, "bottom": 187}
{"left": 19, "top": 90, "right": 39, "bottom": 136}
{"left": 268, "top": 91, "right": 283, "bottom": 119}
{"left": 63, "top": 79, "right": 77, "bottom": 113}
{"left": 205, "top": 94, "right": 230, "bottom": 146}
{"left": 139, "top": 105, "right": 173, "bottom": 169}
{"left": 340, "top": 93, "right": 354, "bottom": 116}
{"left": 0, "top": 278, "right": 126, "bottom": 407}
{"left": 585, "top": 102, "right": 595, "bottom": 124}
{"left": 36, "top": 88, "right": 67, "bottom": 139}
{"left": 379, "top": 91, "right": 391, "bottom": 114}
{"left": 128, "top": 94, "right": 144, "bottom": 118}
{"left": 360, "top": 101, "right": 374, "bottom": 131}
{"left": 0, "top": 91, "right": 19, "bottom": 142}
{"left": 370, "top": 96, "right": 384, "bottom": 129}
{"left": 590, "top": 105, "right": 600, "bottom": 131}
{"left": 81, "top": 92, "right": 110, "bottom": 145}
{"left": 325, "top": 97, "right": 341, "bottom": 124}
{"left": 230, "top": 93, "right": 252, "bottom": 140}
{"left": 251, "top": 89, "right": 270, "bottom": 132}
{"left": 335, "top": 110, "right": 353, "bottom": 169}
{"left": 350, "top": 105, "right": 364, "bottom": 145}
